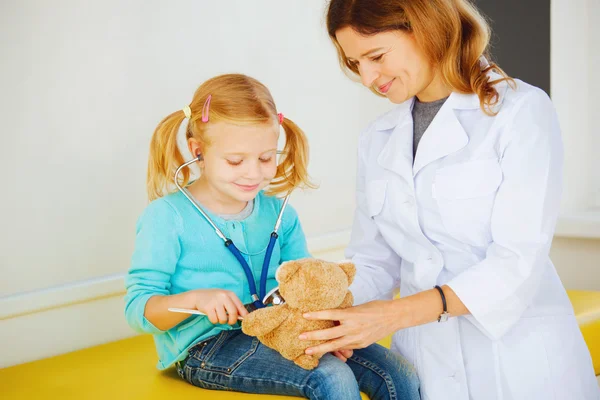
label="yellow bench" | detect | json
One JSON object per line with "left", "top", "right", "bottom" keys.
{"left": 0, "top": 333, "right": 390, "bottom": 400}
{"left": 1, "top": 291, "right": 598, "bottom": 400}
{"left": 569, "top": 290, "right": 600, "bottom": 375}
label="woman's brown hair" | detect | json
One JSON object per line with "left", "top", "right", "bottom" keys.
{"left": 326, "top": 0, "right": 515, "bottom": 115}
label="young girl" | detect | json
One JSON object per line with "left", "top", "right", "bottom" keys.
{"left": 125, "top": 74, "right": 420, "bottom": 400}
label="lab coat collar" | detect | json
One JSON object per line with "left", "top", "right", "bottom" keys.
{"left": 373, "top": 98, "right": 414, "bottom": 132}
{"left": 376, "top": 72, "right": 510, "bottom": 178}
{"left": 374, "top": 71, "right": 509, "bottom": 132}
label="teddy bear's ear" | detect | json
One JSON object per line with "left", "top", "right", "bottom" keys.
{"left": 338, "top": 261, "right": 356, "bottom": 285}
{"left": 276, "top": 260, "right": 301, "bottom": 284}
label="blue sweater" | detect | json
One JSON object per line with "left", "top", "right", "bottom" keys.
{"left": 124, "top": 190, "right": 311, "bottom": 370}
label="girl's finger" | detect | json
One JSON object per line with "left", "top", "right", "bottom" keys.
{"left": 223, "top": 298, "right": 240, "bottom": 325}
{"left": 206, "top": 308, "right": 219, "bottom": 325}
{"left": 229, "top": 293, "right": 249, "bottom": 317}
{"left": 215, "top": 305, "right": 228, "bottom": 324}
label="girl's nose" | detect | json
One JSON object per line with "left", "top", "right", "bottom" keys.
{"left": 243, "top": 161, "right": 262, "bottom": 179}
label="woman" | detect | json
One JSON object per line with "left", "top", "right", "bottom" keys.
{"left": 300, "top": 1, "right": 599, "bottom": 399}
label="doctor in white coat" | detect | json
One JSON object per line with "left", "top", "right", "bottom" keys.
{"left": 300, "top": 0, "right": 599, "bottom": 399}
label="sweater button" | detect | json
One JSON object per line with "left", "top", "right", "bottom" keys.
{"left": 201, "top": 362, "right": 206, "bottom": 368}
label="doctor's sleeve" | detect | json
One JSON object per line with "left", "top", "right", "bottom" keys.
{"left": 347, "top": 130, "right": 402, "bottom": 305}
{"left": 446, "top": 89, "right": 563, "bottom": 340}
{"left": 124, "top": 199, "right": 182, "bottom": 335}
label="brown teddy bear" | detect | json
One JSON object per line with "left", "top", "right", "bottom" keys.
{"left": 241, "top": 258, "right": 355, "bottom": 370}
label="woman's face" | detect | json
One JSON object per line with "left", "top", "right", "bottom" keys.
{"left": 335, "top": 27, "right": 437, "bottom": 103}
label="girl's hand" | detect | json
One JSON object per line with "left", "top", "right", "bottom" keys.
{"left": 193, "top": 289, "right": 249, "bottom": 325}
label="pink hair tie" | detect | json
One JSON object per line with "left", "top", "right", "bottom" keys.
{"left": 277, "top": 113, "right": 284, "bottom": 124}
{"left": 201, "top": 95, "right": 212, "bottom": 123}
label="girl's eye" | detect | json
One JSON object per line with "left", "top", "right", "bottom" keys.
{"left": 259, "top": 157, "right": 272, "bottom": 163}
{"left": 227, "top": 160, "right": 242, "bottom": 166}
{"left": 371, "top": 54, "right": 384, "bottom": 62}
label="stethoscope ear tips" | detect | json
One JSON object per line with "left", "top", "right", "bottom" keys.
{"left": 196, "top": 153, "right": 203, "bottom": 161}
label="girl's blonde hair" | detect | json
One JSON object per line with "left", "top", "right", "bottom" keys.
{"left": 326, "top": 0, "right": 515, "bottom": 115}
{"left": 147, "top": 74, "right": 314, "bottom": 200}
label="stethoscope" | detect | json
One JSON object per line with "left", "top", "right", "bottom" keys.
{"left": 170, "top": 154, "right": 287, "bottom": 314}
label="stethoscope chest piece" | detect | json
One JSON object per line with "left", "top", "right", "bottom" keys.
{"left": 263, "top": 287, "right": 285, "bottom": 306}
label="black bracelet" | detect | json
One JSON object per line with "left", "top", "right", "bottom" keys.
{"left": 434, "top": 285, "right": 449, "bottom": 322}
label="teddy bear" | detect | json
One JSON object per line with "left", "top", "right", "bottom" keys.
{"left": 241, "top": 258, "right": 355, "bottom": 370}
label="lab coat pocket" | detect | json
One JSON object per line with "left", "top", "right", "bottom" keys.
{"left": 433, "top": 159, "right": 502, "bottom": 246}
{"left": 498, "top": 316, "right": 557, "bottom": 399}
{"left": 366, "top": 180, "right": 388, "bottom": 218}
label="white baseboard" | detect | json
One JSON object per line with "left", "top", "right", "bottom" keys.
{"left": 0, "top": 229, "right": 350, "bottom": 368}
{"left": 555, "top": 211, "right": 600, "bottom": 239}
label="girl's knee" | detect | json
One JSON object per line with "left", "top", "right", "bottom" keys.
{"left": 384, "top": 352, "right": 420, "bottom": 397}
{"left": 305, "top": 355, "right": 361, "bottom": 400}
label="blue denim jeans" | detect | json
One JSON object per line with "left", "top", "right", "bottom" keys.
{"left": 176, "top": 330, "right": 420, "bottom": 400}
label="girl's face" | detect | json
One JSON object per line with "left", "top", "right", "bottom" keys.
{"left": 335, "top": 27, "right": 438, "bottom": 103}
{"left": 191, "top": 121, "right": 279, "bottom": 209}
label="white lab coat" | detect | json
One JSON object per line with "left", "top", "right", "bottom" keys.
{"left": 347, "top": 77, "right": 599, "bottom": 399}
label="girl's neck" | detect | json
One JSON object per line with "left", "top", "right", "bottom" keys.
{"left": 187, "top": 179, "right": 249, "bottom": 215}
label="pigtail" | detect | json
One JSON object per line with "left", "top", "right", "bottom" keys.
{"left": 266, "top": 117, "right": 316, "bottom": 197}
{"left": 146, "top": 110, "right": 189, "bottom": 200}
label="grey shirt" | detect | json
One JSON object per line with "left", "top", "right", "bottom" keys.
{"left": 412, "top": 96, "right": 449, "bottom": 158}
{"left": 217, "top": 199, "right": 254, "bottom": 221}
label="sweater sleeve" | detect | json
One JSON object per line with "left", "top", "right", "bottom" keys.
{"left": 124, "top": 199, "right": 182, "bottom": 334}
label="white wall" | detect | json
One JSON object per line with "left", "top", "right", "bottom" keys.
{"left": 1, "top": 0, "right": 599, "bottom": 369}
{"left": 0, "top": 0, "right": 392, "bottom": 368}
{"left": 551, "top": 0, "right": 600, "bottom": 214}
{"left": 0, "top": 3, "right": 389, "bottom": 301}
{"left": 550, "top": 0, "right": 600, "bottom": 292}
{"left": 589, "top": 0, "right": 600, "bottom": 208}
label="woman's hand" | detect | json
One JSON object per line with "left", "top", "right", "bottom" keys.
{"left": 299, "top": 300, "right": 405, "bottom": 356}
{"left": 299, "top": 286, "right": 470, "bottom": 357}
{"left": 332, "top": 349, "right": 354, "bottom": 362}
{"left": 193, "top": 289, "right": 249, "bottom": 325}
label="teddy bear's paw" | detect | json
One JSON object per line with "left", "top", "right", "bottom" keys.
{"left": 294, "top": 354, "right": 319, "bottom": 370}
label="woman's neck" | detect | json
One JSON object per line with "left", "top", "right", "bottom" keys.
{"left": 416, "top": 72, "right": 452, "bottom": 103}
